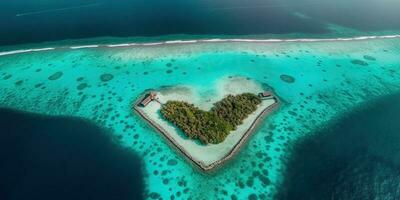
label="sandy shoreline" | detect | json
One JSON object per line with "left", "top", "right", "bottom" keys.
{"left": 133, "top": 77, "right": 280, "bottom": 170}
{"left": 1, "top": 34, "right": 399, "bottom": 57}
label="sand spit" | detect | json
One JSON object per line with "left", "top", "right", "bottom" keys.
{"left": 134, "top": 77, "right": 279, "bottom": 170}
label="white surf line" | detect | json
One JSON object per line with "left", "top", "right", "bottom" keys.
{"left": 31, "top": 47, "right": 55, "bottom": 52}
{"left": 0, "top": 35, "right": 399, "bottom": 57}
{"left": 0, "top": 47, "right": 55, "bottom": 56}
{"left": 202, "top": 39, "right": 226, "bottom": 42}
{"left": 69, "top": 45, "right": 99, "bottom": 49}
{"left": 16, "top": 2, "right": 104, "bottom": 17}
{"left": 165, "top": 40, "right": 198, "bottom": 44}
{"left": 0, "top": 49, "right": 33, "bottom": 56}
{"left": 141, "top": 42, "right": 164, "bottom": 46}
{"left": 107, "top": 44, "right": 130, "bottom": 47}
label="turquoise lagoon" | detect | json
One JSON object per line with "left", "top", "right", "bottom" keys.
{"left": 1, "top": 37, "right": 400, "bottom": 199}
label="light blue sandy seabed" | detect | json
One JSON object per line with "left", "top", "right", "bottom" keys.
{"left": 1, "top": 38, "right": 400, "bottom": 199}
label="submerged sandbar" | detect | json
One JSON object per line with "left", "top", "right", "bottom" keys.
{"left": 134, "top": 77, "right": 279, "bottom": 170}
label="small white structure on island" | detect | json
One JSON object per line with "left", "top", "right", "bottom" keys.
{"left": 139, "top": 92, "right": 157, "bottom": 107}
{"left": 258, "top": 91, "right": 273, "bottom": 100}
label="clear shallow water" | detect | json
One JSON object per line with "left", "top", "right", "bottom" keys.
{"left": 1, "top": 0, "right": 400, "bottom": 46}
{"left": 0, "top": 38, "right": 399, "bottom": 199}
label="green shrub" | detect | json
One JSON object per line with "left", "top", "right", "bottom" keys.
{"left": 212, "top": 93, "right": 261, "bottom": 127}
{"left": 160, "top": 93, "right": 261, "bottom": 144}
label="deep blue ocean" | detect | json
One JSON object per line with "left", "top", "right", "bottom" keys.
{"left": 0, "top": 109, "right": 144, "bottom": 200}
{"left": 277, "top": 93, "right": 400, "bottom": 200}
{"left": 1, "top": 0, "right": 400, "bottom": 45}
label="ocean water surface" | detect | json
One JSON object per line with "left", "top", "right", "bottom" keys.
{"left": 277, "top": 93, "right": 400, "bottom": 200}
{"left": 1, "top": 0, "right": 400, "bottom": 199}
{"left": 0, "top": 37, "right": 399, "bottom": 199}
{"left": 1, "top": 0, "right": 400, "bottom": 46}
{"left": 0, "top": 108, "right": 144, "bottom": 200}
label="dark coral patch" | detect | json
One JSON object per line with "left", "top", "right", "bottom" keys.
{"left": 34, "top": 83, "right": 43, "bottom": 88}
{"left": 363, "top": 55, "right": 376, "bottom": 61}
{"left": 259, "top": 175, "right": 271, "bottom": 185}
{"left": 231, "top": 194, "right": 238, "bottom": 200}
{"left": 48, "top": 71, "right": 63, "bottom": 80}
{"left": 248, "top": 193, "right": 258, "bottom": 200}
{"left": 351, "top": 59, "right": 369, "bottom": 66}
{"left": 288, "top": 111, "right": 297, "bottom": 116}
{"left": 15, "top": 80, "right": 23, "bottom": 86}
{"left": 148, "top": 192, "right": 160, "bottom": 199}
{"left": 77, "top": 83, "right": 88, "bottom": 90}
{"left": 167, "top": 159, "right": 178, "bottom": 166}
{"left": 280, "top": 74, "right": 295, "bottom": 83}
{"left": 3, "top": 74, "right": 12, "bottom": 80}
{"left": 162, "top": 179, "right": 169, "bottom": 185}
{"left": 166, "top": 70, "right": 173, "bottom": 74}
{"left": 100, "top": 73, "right": 114, "bottom": 82}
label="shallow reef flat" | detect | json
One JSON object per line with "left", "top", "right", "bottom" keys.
{"left": 0, "top": 37, "right": 399, "bottom": 199}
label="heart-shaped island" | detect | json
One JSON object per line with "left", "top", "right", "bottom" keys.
{"left": 134, "top": 76, "right": 279, "bottom": 170}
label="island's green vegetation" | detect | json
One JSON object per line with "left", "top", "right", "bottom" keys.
{"left": 160, "top": 93, "right": 262, "bottom": 144}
